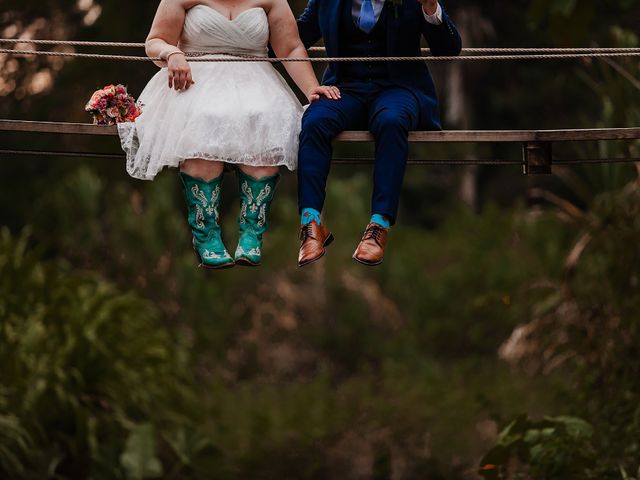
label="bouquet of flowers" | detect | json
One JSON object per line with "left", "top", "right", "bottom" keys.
{"left": 85, "top": 84, "right": 142, "bottom": 125}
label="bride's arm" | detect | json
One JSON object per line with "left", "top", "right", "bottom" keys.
{"left": 145, "top": 0, "right": 194, "bottom": 90}
{"left": 268, "top": 0, "right": 340, "bottom": 102}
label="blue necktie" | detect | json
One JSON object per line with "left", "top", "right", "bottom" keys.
{"left": 358, "top": 0, "right": 376, "bottom": 34}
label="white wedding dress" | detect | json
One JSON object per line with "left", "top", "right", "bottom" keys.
{"left": 118, "top": 5, "right": 303, "bottom": 180}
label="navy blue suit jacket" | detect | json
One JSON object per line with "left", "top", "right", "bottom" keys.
{"left": 297, "top": 0, "right": 462, "bottom": 129}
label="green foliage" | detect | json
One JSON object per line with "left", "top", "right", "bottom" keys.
{"left": 0, "top": 228, "right": 190, "bottom": 479}
{"left": 120, "top": 424, "right": 162, "bottom": 480}
{"left": 481, "top": 181, "right": 640, "bottom": 479}
{"left": 479, "top": 415, "right": 595, "bottom": 479}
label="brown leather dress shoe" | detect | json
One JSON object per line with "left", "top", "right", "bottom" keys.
{"left": 353, "top": 223, "right": 388, "bottom": 266}
{"left": 298, "top": 221, "right": 334, "bottom": 267}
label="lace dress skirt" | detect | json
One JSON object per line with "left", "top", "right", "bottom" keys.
{"left": 118, "top": 56, "right": 303, "bottom": 181}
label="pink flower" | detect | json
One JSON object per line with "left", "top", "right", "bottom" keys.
{"left": 106, "top": 106, "right": 120, "bottom": 118}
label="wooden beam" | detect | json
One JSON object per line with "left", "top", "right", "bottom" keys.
{"left": 0, "top": 120, "right": 118, "bottom": 136}
{"left": 523, "top": 142, "right": 553, "bottom": 175}
{"left": 1, "top": 120, "right": 639, "bottom": 143}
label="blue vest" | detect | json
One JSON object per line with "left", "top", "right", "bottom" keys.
{"left": 339, "top": 0, "right": 390, "bottom": 82}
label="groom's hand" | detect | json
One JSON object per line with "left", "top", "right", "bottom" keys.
{"left": 418, "top": 0, "right": 439, "bottom": 16}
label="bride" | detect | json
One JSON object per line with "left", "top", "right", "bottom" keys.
{"left": 118, "top": 0, "right": 340, "bottom": 269}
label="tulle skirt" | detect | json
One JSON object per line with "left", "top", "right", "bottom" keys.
{"left": 118, "top": 57, "right": 304, "bottom": 180}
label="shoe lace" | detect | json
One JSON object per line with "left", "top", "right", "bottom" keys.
{"left": 300, "top": 223, "right": 316, "bottom": 242}
{"left": 363, "top": 225, "right": 384, "bottom": 244}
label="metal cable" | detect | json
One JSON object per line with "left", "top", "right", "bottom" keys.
{"left": 555, "top": 158, "right": 640, "bottom": 165}
{"left": 0, "top": 38, "right": 145, "bottom": 48}
{"left": 2, "top": 48, "right": 640, "bottom": 62}
{"left": 2, "top": 149, "right": 637, "bottom": 166}
{"left": 2, "top": 39, "right": 640, "bottom": 55}
{"left": 312, "top": 47, "right": 640, "bottom": 54}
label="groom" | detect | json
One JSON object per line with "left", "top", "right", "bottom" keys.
{"left": 296, "top": 0, "right": 461, "bottom": 267}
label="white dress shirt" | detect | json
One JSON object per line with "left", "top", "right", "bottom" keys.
{"left": 351, "top": 0, "right": 443, "bottom": 26}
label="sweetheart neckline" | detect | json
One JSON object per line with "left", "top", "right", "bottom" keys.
{"left": 191, "top": 4, "right": 265, "bottom": 22}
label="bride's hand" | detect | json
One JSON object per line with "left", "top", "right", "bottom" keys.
{"left": 307, "top": 85, "right": 341, "bottom": 103}
{"left": 167, "top": 52, "right": 194, "bottom": 91}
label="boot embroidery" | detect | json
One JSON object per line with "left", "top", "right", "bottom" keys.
{"left": 195, "top": 205, "right": 205, "bottom": 230}
{"left": 202, "top": 249, "right": 224, "bottom": 260}
{"left": 240, "top": 182, "right": 272, "bottom": 221}
{"left": 191, "top": 184, "right": 221, "bottom": 219}
{"left": 191, "top": 185, "right": 207, "bottom": 207}
{"left": 209, "top": 185, "right": 221, "bottom": 219}
{"left": 239, "top": 201, "right": 248, "bottom": 225}
{"left": 235, "top": 246, "right": 261, "bottom": 257}
{"left": 255, "top": 185, "right": 272, "bottom": 207}
{"left": 257, "top": 203, "right": 267, "bottom": 228}
{"left": 241, "top": 181, "right": 254, "bottom": 202}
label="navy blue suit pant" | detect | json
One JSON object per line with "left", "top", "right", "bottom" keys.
{"left": 298, "top": 81, "right": 419, "bottom": 224}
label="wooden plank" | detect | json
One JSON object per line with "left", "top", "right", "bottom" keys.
{"left": 338, "top": 130, "right": 539, "bottom": 142}
{"left": 362, "top": 128, "right": 640, "bottom": 142}
{"left": 0, "top": 120, "right": 117, "bottom": 136}
{"left": 533, "top": 129, "right": 640, "bottom": 141}
{"left": 1, "top": 120, "right": 639, "bottom": 142}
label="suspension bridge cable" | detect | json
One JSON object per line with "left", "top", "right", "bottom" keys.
{"left": 2, "top": 47, "right": 640, "bottom": 62}
{"left": 1, "top": 149, "right": 638, "bottom": 166}
{"left": 2, "top": 38, "right": 640, "bottom": 54}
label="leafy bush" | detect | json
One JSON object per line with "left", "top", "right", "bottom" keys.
{"left": 485, "top": 180, "right": 640, "bottom": 479}
{"left": 479, "top": 415, "right": 595, "bottom": 479}
{"left": 0, "top": 228, "right": 190, "bottom": 479}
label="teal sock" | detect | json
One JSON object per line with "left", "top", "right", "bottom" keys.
{"left": 301, "top": 208, "right": 321, "bottom": 225}
{"left": 370, "top": 213, "right": 390, "bottom": 229}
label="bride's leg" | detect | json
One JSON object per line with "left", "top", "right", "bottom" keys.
{"left": 180, "top": 158, "right": 224, "bottom": 181}
{"left": 178, "top": 158, "right": 234, "bottom": 269}
{"left": 234, "top": 165, "right": 280, "bottom": 267}
{"left": 238, "top": 165, "right": 279, "bottom": 180}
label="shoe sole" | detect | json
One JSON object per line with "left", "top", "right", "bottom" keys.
{"left": 235, "top": 258, "right": 260, "bottom": 267}
{"left": 199, "top": 262, "right": 236, "bottom": 270}
{"left": 352, "top": 254, "right": 384, "bottom": 267}
{"left": 298, "top": 233, "right": 334, "bottom": 268}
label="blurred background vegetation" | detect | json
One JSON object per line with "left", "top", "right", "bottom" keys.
{"left": 1, "top": 0, "right": 639, "bottom": 478}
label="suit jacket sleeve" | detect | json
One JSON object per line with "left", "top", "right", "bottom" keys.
{"left": 421, "top": 5, "right": 462, "bottom": 56}
{"left": 297, "top": 0, "right": 323, "bottom": 48}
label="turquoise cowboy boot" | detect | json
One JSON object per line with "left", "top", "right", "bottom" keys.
{"left": 234, "top": 171, "right": 280, "bottom": 266}
{"left": 179, "top": 172, "right": 235, "bottom": 269}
